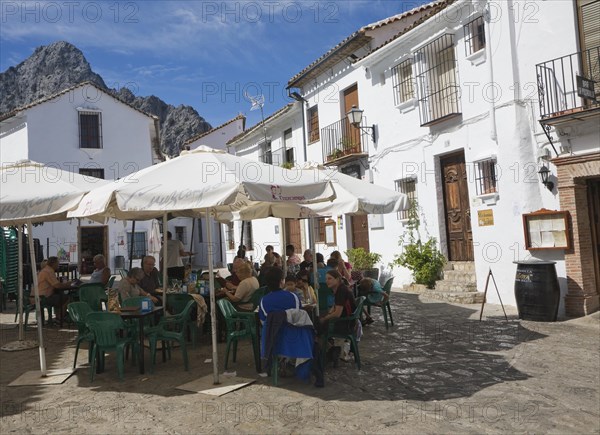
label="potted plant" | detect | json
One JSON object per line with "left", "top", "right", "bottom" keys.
{"left": 327, "top": 149, "right": 344, "bottom": 161}
{"left": 346, "top": 247, "right": 382, "bottom": 280}
{"left": 281, "top": 161, "right": 294, "bottom": 169}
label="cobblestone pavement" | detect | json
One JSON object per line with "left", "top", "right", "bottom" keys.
{"left": 0, "top": 292, "right": 598, "bottom": 434}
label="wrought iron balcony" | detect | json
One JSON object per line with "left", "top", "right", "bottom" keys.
{"left": 321, "top": 116, "right": 369, "bottom": 166}
{"left": 536, "top": 46, "right": 600, "bottom": 121}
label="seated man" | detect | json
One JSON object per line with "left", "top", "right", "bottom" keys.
{"left": 139, "top": 255, "right": 162, "bottom": 304}
{"left": 118, "top": 267, "right": 159, "bottom": 304}
{"left": 35, "top": 256, "right": 73, "bottom": 323}
{"left": 89, "top": 254, "right": 111, "bottom": 287}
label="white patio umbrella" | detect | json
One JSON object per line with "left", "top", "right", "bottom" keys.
{"left": 216, "top": 163, "right": 408, "bottom": 220}
{"left": 214, "top": 162, "right": 409, "bottom": 315}
{"left": 68, "top": 146, "right": 337, "bottom": 384}
{"left": 0, "top": 160, "right": 108, "bottom": 376}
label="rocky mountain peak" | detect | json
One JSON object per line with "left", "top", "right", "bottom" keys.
{"left": 0, "top": 41, "right": 211, "bottom": 156}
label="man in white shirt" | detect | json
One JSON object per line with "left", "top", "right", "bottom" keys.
{"left": 160, "top": 231, "right": 193, "bottom": 281}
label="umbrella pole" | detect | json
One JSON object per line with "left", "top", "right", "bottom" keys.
{"left": 280, "top": 218, "right": 287, "bottom": 278}
{"left": 129, "top": 221, "right": 136, "bottom": 270}
{"left": 162, "top": 215, "right": 168, "bottom": 316}
{"left": 205, "top": 208, "right": 220, "bottom": 384}
{"left": 189, "top": 218, "right": 195, "bottom": 265}
{"left": 17, "top": 225, "right": 24, "bottom": 340}
{"left": 28, "top": 221, "right": 47, "bottom": 376}
{"left": 309, "top": 217, "right": 319, "bottom": 317}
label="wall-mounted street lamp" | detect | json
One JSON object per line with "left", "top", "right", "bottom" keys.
{"left": 346, "top": 105, "right": 377, "bottom": 143}
{"left": 538, "top": 165, "right": 554, "bottom": 191}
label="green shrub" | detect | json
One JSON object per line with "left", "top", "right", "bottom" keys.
{"left": 390, "top": 199, "right": 446, "bottom": 288}
{"left": 346, "top": 247, "right": 381, "bottom": 270}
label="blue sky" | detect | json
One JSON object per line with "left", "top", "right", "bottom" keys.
{"left": 1, "top": 0, "right": 427, "bottom": 127}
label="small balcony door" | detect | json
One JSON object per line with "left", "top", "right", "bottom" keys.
{"left": 342, "top": 84, "right": 361, "bottom": 154}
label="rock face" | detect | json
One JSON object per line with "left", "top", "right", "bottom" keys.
{"left": 0, "top": 41, "right": 211, "bottom": 156}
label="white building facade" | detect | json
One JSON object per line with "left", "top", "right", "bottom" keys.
{"left": 0, "top": 82, "right": 161, "bottom": 273}
{"left": 226, "top": 0, "right": 599, "bottom": 316}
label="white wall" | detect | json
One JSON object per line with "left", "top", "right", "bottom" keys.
{"left": 2, "top": 85, "right": 157, "bottom": 271}
{"left": 0, "top": 116, "right": 29, "bottom": 163}
{"left": 187, "top": 117, "right": 245, "bottom": 151}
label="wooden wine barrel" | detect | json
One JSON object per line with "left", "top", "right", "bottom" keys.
{"left": 513, "top": 261, "right": 560, "bottom": 321}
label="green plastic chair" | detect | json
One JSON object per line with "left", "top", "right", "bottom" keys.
{"left": 166, "top": 294, "right": 198, "bottom": 347}
{"left": 86, "top": 312, "right": 137, "bottom": 382}
{"left": 78, "top": 283, "right": 108, "bottom": 311}
{"left": 217, "top": 298, "right": 260, "bottom": 372}
{"left": 249, "top": 286, "right": 266, "bottom": 310}
{"left": 365, "top": 278, "right": 394, "bottom": 328}
{"left": 67, "top": 302, "right": 94, "bottom": 368}
{"left": 317, "top": 284, "right": 334, "bottom": 314}
{"left": 106, "top": 275, "right": 116, "bottom": 289}
{"left": 146, "top": 299, "right": 194, "bottom": 372}
{"left": 14, "top": 289, "right": 52, "bottom": 328}
{"left": 321, "top": 296, "right": 366, "bottom": 370}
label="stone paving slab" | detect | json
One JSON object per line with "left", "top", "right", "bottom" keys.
{"left": 0, "top": 292, "right": 598, "bottom": 434}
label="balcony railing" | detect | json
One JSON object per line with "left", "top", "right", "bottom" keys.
{"left": 536, "top": 46, "right": 600, "bottom": 119}
{"left": 321, "top": 116, "right": 369, "bottom": 165}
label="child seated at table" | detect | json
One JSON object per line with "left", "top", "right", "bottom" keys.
{"left": 295, "top": 270, "right": 317, "bottom": 306}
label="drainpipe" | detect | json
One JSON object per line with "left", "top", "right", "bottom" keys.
{"left": 483, "top": 2, "right": 497, "bottom": 143}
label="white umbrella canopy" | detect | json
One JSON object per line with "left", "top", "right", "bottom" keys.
{"left": 216, "top": 163, "right": 409, "bottom": 221}
{"left": 68, "top": 146, "right": 336, "bottom": 222}
{"left": 0, "top": 160, "right": 109, "bottom": 377}
{"left": 0, "top": 160, "right": 108, "bottom": 225}
{"left": 67, "top": 146, "right": 338, "bottom": 385}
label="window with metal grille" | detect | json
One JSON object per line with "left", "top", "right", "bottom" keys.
{"left": 463, "top": 16, "right": 486, "bottom": 56}
{"left": 395, "top": 178, "right": 417, "bottom": 220}
{"left": 475, "top": 159, "right": 498, "bottom": 195}
{"left": 226, "top": 222, "right": 235, "bottom": 250}
{"left": 175, "top": 226, "right": 187, "bottom": 244}
{"left": 79, "top": 112, "right": 102, "bottom": 149}
{"left": 260, "top": 140, "right": 272, "bottom": 164}
{"left": 126, "top": 231, "right": 147, "bottom": 259}
{"left": 392, "top": 59, "right": 415, "bottom": 105}
{"left": 314, "top": 217, "right": 326, "bottom": 243}
{"left": 79, "top": 168, "right": 105, "bottom": 179}
{"left": 415, "top": 34, "right": 461, "bottom": 126}
{"left": 308, "top": 106, "right": 320, "bottom": 143}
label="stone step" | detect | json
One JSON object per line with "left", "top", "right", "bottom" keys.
{"left": 434, "top": 280, "right": 478, "bottom": 292}
{"left": 447, "top": 261, "right": 476, "bottom": 272}
{"left": 442, "top": 270, "right": 477, "bottom": 283}
{"left": 421, "top": 290, "right": 485, "bottom": 304}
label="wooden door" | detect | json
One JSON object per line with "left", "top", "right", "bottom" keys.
{"left": 79, "top": 226, "right": 108, "bottom": 274}
{"left": 343, "top": 84, "right": 361, "bottom": 153}
{"left": 285, "top": 219, "right": 302, "bottom": 254}
{"left": 441, "top": 152, "right": 473, "bottom": 261}
{"left": 351, "top": 215, "right": 370, "bottom": 251}
{"left": 588, "top": 178, "right": 600, "bottom": 294}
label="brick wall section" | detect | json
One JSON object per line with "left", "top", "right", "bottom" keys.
{"left": 553, "top": 153, "right": 600, "bottom": 317}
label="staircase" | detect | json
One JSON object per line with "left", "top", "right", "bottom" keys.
{"left": 403, "top": 261, "right": 485, "bottom": 304}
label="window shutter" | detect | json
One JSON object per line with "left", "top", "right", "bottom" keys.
{"left": 579, "top": 0, "right": 600, "bottom": 52}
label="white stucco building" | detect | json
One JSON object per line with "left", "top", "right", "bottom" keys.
{"left": 226, "top": 0, "right": 600, "bottom": 316}
{"left": 0, "top": 82, "right": 161, "bottom": 273}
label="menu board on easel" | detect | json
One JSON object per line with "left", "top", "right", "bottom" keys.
{"left": 522, "top": 209, "right": 571, "bottom": 250}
